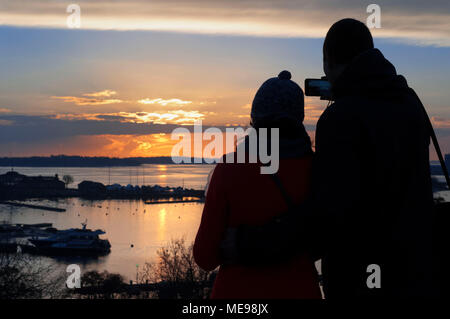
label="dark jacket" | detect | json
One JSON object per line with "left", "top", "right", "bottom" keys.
{"left": 236, "top": 49, "right": 437, "bottom": 298}
{"left": 315, "top": 48, "right": 436, "bottom": 298}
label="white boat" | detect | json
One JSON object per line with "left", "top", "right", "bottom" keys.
{"left": 29, "top": 221, "right": 111, "bottom": 256}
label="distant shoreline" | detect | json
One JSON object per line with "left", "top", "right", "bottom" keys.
{"left": 0, "top": 155, "right": 216, "bottom": 167}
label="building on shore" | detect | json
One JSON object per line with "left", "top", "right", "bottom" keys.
{"left": 0, "top": 170, "right": 65, "bottom": 198}
{"left": 0, "top": 170, "right": 65, "bottom": 190}
{"left": 78, "top": 180, "right": 107, "bottom": 197}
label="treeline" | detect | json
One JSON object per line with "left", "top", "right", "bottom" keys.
{"left": 0, "top": 155, "right": 210, "bottom": 167}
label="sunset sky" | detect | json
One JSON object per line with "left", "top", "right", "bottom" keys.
{"left": 0, "top": 0, "right": 449, "bottom": 158}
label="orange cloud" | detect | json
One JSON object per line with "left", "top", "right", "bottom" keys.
{"left": 50, "top": 110, "right": 205, "bottom": 125}
{"left": 304, "top": 97, "right": 327, "bottom": 124}
{"left": 52, "top": 96, "right": 122, "bottom": 106}
{"left": 432, "top": 116, "right": 450, "bottom": 128}
{"left": 138, "top": 98, "right": 192, "bottom": 107}
{"left": 52, "top": 113, "right": 102, "bottom": 121}
{"left": 83, "top": 90, "right": 117, "bottom": 97}
{"left": 50, "top": 130, "right": 246, "bottom": 158}
{"left": 69, "top": 134, "right": 197, "bottom": 158}
{"left": 52, "top": 134, "right": 176, "bottom": 157}
{"left": 51, "top": 89, "right": 122, "bottom": 105}
{"left": 118, "top": 110, "right": 204, "bottom": 124}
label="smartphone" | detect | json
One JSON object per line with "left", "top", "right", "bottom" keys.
{"left": 305, "top": 78, "right": 332, "bottom": 100}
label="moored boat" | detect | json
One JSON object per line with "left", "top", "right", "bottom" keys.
{"left": 29, "top": 221, "right": 111, "bottom": 256}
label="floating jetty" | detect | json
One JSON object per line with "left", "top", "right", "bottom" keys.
{"left": 0, "top": 222, "right": 54, "bottom": 239}
{"left": 144, "top": 198, "right": 204, "bottom": 205}
{"left": 0, "top": 201, "right": 66, "bottom": 212}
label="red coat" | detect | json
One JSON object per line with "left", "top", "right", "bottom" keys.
{"left": 194, "top": 156, "right": 322, "bottom": 299}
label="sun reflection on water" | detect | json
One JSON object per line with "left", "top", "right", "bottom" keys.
{"left": 157, "top": 207, "right": 167, "bottom": 241}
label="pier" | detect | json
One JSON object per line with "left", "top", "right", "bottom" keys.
{"left": 145, "top": 199, "right": 204, "bottom": 205}
{"left": 0, "top": 201, "right": 66, "bottom": 212}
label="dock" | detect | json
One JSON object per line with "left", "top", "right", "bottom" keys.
{"left": 0, "top": 201, "right": 66, "bottom": 212}
{"left": 144, "top": 199, "right": 204, "bottom": 205}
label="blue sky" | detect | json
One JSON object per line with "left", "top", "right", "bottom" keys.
{"left": 0, "top": 0, "right": 449, "bottom": 157}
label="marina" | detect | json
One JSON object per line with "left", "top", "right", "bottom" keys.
{"left": 0, "top": 201, "right": 66, "bottom": 212}
{"left": 0, "top": 195, "right": 204, "bottom": 280}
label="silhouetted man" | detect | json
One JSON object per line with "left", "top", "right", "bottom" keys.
{"left": 223, "top": 19, "right": 437, "bottom": 298}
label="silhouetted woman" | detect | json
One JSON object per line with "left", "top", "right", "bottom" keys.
{"left": 194, "top": 71, "right": 321, "bottom": 299}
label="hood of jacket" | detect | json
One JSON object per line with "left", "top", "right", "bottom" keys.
{"left": 332, "top": 48, "right": 409, "bottom": 100}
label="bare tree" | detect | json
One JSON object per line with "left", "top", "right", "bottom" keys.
{"left": 62, "top": 175, "right": 74, "bottom": 188}
{"left": 70, "top": 239, "right": 214, "bottom": 299}
{"left": 76, "top": 270, "right": 126, "bottom": 299}
{"left": 138, "top": 238, "right": 214, "bottom": 299}
{"left": 0, "top": 252, "right": 67, "bottom": 299}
